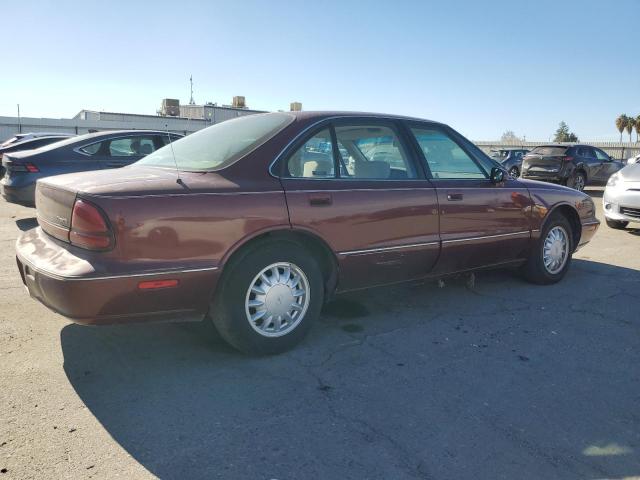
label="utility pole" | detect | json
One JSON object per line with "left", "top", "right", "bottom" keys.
{"left": 17, "top": 104, "right": 22, "bottom": 133}
{"left": 189, "top": 75, "right": 195, "bottom": 105}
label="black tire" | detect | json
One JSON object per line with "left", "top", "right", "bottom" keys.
{"left": 508, "top": 167, "right": 520, "bottom": 178}
{"left": 210, "top": 239, "right": 324, "bottom": 355}
{"left": 566, "top": 170, "right": 586, "bottom": 191}
{"left": 605, "top": 218, "right": 628, "bottom": 230}
{"left": 522, "top": 214, "right": 573, "bottom": 285}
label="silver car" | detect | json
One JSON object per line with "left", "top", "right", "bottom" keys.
{"left": 603, "top": 163, "right": 640, "bottom": 229}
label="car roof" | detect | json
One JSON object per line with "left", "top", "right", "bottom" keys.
{"left": 287, "top": 110, "right": 444, "bottom": 125}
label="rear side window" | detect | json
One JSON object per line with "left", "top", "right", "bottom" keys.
{"left": 161, "top": 134, "right": 183, "bottom": 146}
{"left": 410, "top": 127, "right": 486, "bottom": 179}
{"left": 287, "top": 129, "right": 335, "bottom": 178}
{"left": 79, "top": 142, "right": 102, "bottom": 155}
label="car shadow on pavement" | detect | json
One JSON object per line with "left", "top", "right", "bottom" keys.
{"left": 15, "top": 217, "right": 38, "bottom": 231}
{"left": 60, "top": 259, "right": 640, "bottom": 479}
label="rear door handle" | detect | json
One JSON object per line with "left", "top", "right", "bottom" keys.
{"left": 309, "top": 194, "right": 332, "bottom": 206}
{"left": 447, "top": 192, "right": 464, "bottom": 201}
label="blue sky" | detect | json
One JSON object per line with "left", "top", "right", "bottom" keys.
{"left": 1, "top": 0, "right": 638, "bottom": 140}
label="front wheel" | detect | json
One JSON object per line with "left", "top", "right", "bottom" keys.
{"left": 522, "top": 214, "right": 573, "bottom": 285}
{"left": 211, "top": 240, "right": 324, "bottom": 355}
{"left": 508, "top": 166, "right": 520, "bottom": 178}
{"left": 605, "top": 218, "right": 628, "bottom": 230}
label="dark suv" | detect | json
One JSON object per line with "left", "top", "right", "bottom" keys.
{"left": 490, "top": 148, "right": 530, "bottom": 178}
{"left": 521, "top": 145, "right": 624, "bottom": 191}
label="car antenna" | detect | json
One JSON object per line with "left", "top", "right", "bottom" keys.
{"left": 165, "top": 123, "right": 183, "bottom": 186}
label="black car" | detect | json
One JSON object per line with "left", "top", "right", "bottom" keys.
{"left": 490, "top": 148, "right": 530, "bottom": 178}
{"left": 520, "top": 144, "right": 624, "bottom": 191}
{"left": 1, "top": 130, "right": 183, "bottom": 206}
{"left": 0, "top": 134, "right": 74, "bottom": 177}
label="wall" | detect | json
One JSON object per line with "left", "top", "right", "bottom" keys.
{"left": 0, "top": 106, "right": 266, "bottom": 141}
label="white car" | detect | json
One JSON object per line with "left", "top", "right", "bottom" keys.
{"left": 603, "top": 163, "right": 640, "bottom": 229}
{"left": 0, "top": 132, "right": 70, "bottom": 148}
{"left": 626, "top": 154, "right": 640, "bottom": 165}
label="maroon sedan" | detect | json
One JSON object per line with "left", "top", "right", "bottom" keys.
{"left": 15, "top": 112, "right": 599, "bottom": 354}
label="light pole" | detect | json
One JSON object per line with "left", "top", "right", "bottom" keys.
{"left": 17, "top": 104, "right": 22, "bottom": 133}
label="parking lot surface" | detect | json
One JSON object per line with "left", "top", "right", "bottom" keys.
{"left": 1, "top": 188, "right": 639, "bottom": 479}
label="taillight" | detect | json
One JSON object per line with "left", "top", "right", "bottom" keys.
{"left": 562, "top": 156, "right": 574, "bottom": 162}
{"left": 5, "top": 161, "right": 39, "bottom": 172}
{"left": 69, "top": 199, "right": 113, "bottom": 250}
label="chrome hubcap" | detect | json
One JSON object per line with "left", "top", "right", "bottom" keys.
{"left": 574, "top": 175, "right": 585, "bottom": 191}
{"left": 509, "top": 168, "right": 519, "bottom": 178}
{"left": 543, "top": 226, "right": 569, "bottom": 274}
{"left": 245, "top": 262, "right": 310, "bottom": 337}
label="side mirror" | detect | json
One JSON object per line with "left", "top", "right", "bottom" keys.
{"left": 490, "top": 166, "right": 505, "bottom": 184}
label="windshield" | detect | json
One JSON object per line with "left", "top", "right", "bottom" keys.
{"left": 490, "top": 150, "right": 508, "bottom": 160}
{"left": 137, "top": 112, "right": 294, "bottom": 171}
{"left": 530, "top": 146, "right": 568, "bottom": 156}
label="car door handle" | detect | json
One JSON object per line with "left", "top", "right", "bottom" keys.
{"left": 447, "top": 193, "right": 464, "bottom": 201}
{"left": 105, "top": 162, "right": 125, "bottom": 167}
{"left": 309, "top": 194, "right": 332, "bottom": 206}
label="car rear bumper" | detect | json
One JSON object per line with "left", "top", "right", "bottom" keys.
{"left": 521, "top": 172, "right": 564, "bottom": 183}
{"left": 1, "top": 182, "right": 36, "bottom": 206}
{"left": 15, "top": 227, "right": 220, "bottom": 325}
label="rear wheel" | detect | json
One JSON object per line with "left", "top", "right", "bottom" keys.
{"left": 211, "top": 240, "right": 324, "bottom": 355}
{"left": 605, "top": 218, "right": 628, "bottom": 230}
{"left": 566, "top": 170, "right": 586, "bottom": 191}
{"left": 508, "top": 166, "right": 520, "bottom": 178}
{"left": 522, "top": 214, "right": 573, "bottom": 285}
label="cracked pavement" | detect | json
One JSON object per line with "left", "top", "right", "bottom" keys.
{"left": 1, "top": 187, "right": 639, "bottom": 479}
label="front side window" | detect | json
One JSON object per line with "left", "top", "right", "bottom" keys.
{"left": 594, "top": 149, "right": 609, "bottom": 161}
{"left": 108, "top": 136, "right": 156, "bottom": 157}
{"left": 410, "top": 127, "right": 486, "bottom": 179}
{"left": 287, "top": 129, "right": 335, "bottom": 178}
{"left": 334, "top": 124, "right": 416, "bottom": 179}
{"left": 138, "top": 112, "right": 294, "bottom": 171}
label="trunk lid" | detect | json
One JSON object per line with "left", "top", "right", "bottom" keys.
{"left": 522, "top": 146, "right": 569, "bottom": 174}
{"left": 35, "top": 182, "right": 77, "bottom": 242}
{"left": 34, "top": 165, "right": 241, "bottom": 243}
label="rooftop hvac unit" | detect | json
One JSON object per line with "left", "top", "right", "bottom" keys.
{"left": 161, "top": 98, "right": 180, "bottom": 117}
{"left": 232, "top": 96, "right": 246, "bottom": 109}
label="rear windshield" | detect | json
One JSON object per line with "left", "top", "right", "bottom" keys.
{"left": 137, "top": 112, "right": 294, "bottom": 171}
{"left": 0, "top": 136, "right": 21, "bottom": 147}
{"left": 530, "top": 146, "right": 568, "bottom": 156}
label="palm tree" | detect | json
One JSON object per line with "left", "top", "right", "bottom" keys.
{"left": 636, "top": 115, "right": 640, "bottom": 142}
{"left": 625, "top": 117, "right": 635, "bottom": 143}
{"left": 616, "top": 114, "right": 628, "bottom": 142}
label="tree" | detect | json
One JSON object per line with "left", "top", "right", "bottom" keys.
{"left": 636, "top": 115, "right": 640, "bottom": 143}
{"left": 500, "top": 130, "right": 522, "bottom": 143}
{"left": 553, "top": 121, "right": 579, "bottom": 143}
{"left": 625, "top": 117, "right": 636, "bottom": 143}
{"left": 616, "top": 114, "right": 628, "bottom": 143}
